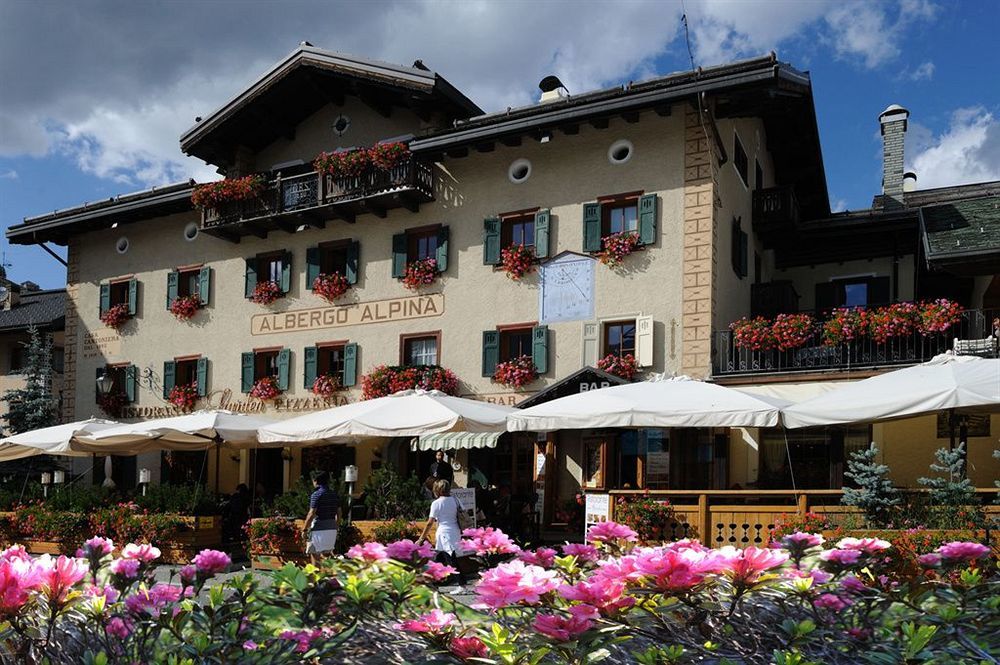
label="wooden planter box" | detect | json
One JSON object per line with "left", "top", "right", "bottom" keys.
{"left": 159, "top": 515, "right": 223, "bottom": 564}
{"left": 249, "top": 518, "right": 308, "bottom": 571}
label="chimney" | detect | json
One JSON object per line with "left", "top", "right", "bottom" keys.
{"left": 538, "top": 75, "right": 568, "bottom": 104}
{"left": 879, "top": 104, "right": 909, "bottom": 209}
{"left": 903, "top": 171, "right": 917, "bottom": 192}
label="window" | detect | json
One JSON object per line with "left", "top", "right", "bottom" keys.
{"left": 482, "top": 325, "right": 549, "bottom": 376}
{"left": 731, "top": 216, "right": 748, "bottom": 278}
{"left": 167, "top": 267, "right": 210, "bottom": 308}
{"left": 401, "top": 333, "right": 439, "bottom": 366}
{"left": 174, "top": 357, "right": 199, "bottom": 386}
{"left": 319, "top": 243, "right": 349, "bottom": 275}
{"left": 603, "top": 320, "right": 636, "bottom": 358}
{"left": 52, "top": 347, "right": 65, "bottom": 374}
{"left": 407, "top": 227, "right": 438, "bottom": 263}
{"left": 304, "top": 342, "right": 357, "bottom": 389}
{"left": 501, "top": 212, "right": 535, "bottom": 250}
{"left": 485, "top": 210, "right": 549, "bottom": 264}
{"left": 176, "top": 268, "right": 200, "bottom": 298}
{"left": 815, "top": 276, "right": 890, "bottom": 312}
{"left": 760, "top": 426, "right": 869, "bottom": 489}
{"left": 100, "top": 278, "right": 137, "bottom": 319}
{"left": 393, "top": 227, "right": 449, "bottom": 277}
{"left": 602, "top": 199, "right": 639, "bottom": 236}
{"left": 754, "top": 159, "right": 764, "bottom": 192}
{"left": 260, "top": 253, "right": 286, "bottom": 285}
{"left": 163, "top": 356, "right": 208, "bottom": 398}
{"left": 254, "top": 349, "right": 280, "bottom": 382}
{"left": 96, "top": 363, "right": 135, "bottom": 403}
{"left": 734, "top": 132, "right": 749, "bottom": 187}
{"left": 583, "top": 195, "right": 657, "bottom": 252}
{"left": 500, "top": 327, "right": 533, "bottom": 362}
{"left": 307, "top": 240, "right": 359, "bottom": 289}
{"left": 9, "top": 346, "right": 23, "bottom": 373}
{"left": 245, "top": 252, "right": 291, "bottom": 299}
{"left": 241, "top": 348, "right": 289, "bottom": 393}
{"left": 318, "top": 344, "right": 346, "bottom": 383}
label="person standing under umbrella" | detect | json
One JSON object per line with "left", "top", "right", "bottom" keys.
{"left": 302, "top": 470, "right": 340, "bottom": 563}
{"left": 418, "top": 479, "right": 462, "bottom": 586}
{"left": 428, "top": 450, "right": 454, "bottom": 485}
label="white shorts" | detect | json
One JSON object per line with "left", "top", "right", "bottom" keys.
{"left": 306, "top": 529, "right": 337, "bottom": 554}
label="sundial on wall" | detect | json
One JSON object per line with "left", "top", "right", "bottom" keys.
{"left": 539, "top": 252, "right": 595, "bottom": 323}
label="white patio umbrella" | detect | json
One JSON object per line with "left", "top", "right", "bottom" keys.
{"left": 0, "top": 418, "right": 122, "bottom": 461}
{"left": 83, "top": 409, "right": 278, "bottom": 449}
{"left": 257, "top": 389, "right": 515, "bottom": 445}
{"left": 781, "top": 353, "right": 1000, "bottom": 429}
{"left": 506, "top": 375, "right": 787, "bottom": 432}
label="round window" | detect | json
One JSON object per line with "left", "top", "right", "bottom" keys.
{"left": 608, "top": 139, "right": 634, "bottom": 165}
{"left": 508, "top": 158, "right": 532, "bottom": 184}
{"left": 332, "top": 115, "right": 351, "bottom": 137}
{"left": 183, "top": 222, "right": 199, "bottom": 242}
{"left": 115, "top": 237, "right": 130, "bottom": 254}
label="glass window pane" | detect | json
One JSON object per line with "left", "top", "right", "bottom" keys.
{"left": 843, "top": 283, "right": 867, "bottom": 307}
{"left": 624, "top": 205, "right": 638, "bottom": 231}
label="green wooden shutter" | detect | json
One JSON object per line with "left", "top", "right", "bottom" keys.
{"left": 280, "top": 252, "right": 292, "bottom": 294}
{"left": 99, "top": 284, "right": 111, "bottom": 316}
{"left": 532, "top": 325, "right": 549, "bottom": 374}
{"left": 244, "top": 258, "right": 257, "bottom": 299}
{"left": 277, "top": 348, "right": 290, "bottom": 391}
{"left": 482, "top": 330, "right": 499, "bottom": 377}
{"left": 166, "top": 271, "right": 179, "bottom": 309}
{"left": 162, "top": 361, "right": 176, "bottom": 399}
{"left": 392, "top": 233, "right": 407, "bottom": 278}
{"left": 127, "top": 278, "right": 138, "bottom": 316}
{"left": 868, "top": 276, "right": 891, "bottom": 307}
{"left": 638, "top": 194, "right": 657, "bottom": 245}
{"left": 241, "top": 352, "right": 254, "bottom": 393}
{"left": 303, "top": 346, "right": 318, "bottom": 388}
{"left": 483, "top": 217, "right": 501, "bottom": 265}
{"left": 345, "top": 241, "right": 359, "bottom": 285}
{"left": 436, "top": 226, "right": 450, "bottom": 272}
{"left": 306, "top": 247, "right": 320, "bottom": 290}
{"left": 196, "top": 357, "right": 208, "bottom": 397}
{"left": 583, "top": 202, "right": 602, "bottom": 252}
{"left": 815, "top": 283, "right": 839, "bottom": 313}
{"left": 198, "top": 266, "right": 211, "bottom": 305}
{"left": 343, "top": 342, "right": 358, "bottom": 387}
{"left": 124, "top": 365, "right": 137, "bottom": 403}
{"left": 534, "top": 209, "right": 551, "bottom": 258}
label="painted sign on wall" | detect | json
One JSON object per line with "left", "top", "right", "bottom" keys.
{"left": 82, "top": 330, "right": 121, "bottom": 360}
{"left": 251, "top": 293, "right": 444, "bottom": 335}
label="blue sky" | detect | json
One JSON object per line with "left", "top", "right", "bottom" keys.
{"left": 2, "top": 0, "right": 998, "bottom": 289}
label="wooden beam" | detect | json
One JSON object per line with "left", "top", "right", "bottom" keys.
{"left": 589, "top": 117, "right": 609, "bottom": 129}
{"left": 399, "top": 196, "right": 420, "bottom": 214}
{"left": 561, "top": 124, "right": 580, "bottom": 135}
{"left": 356, "top": 84, "right": 392, "bottom": 118}
{"left": 241, "top": 223, "right": 268, "bottom": 239}
{"left": 475, "top": 142, "right": 496, "bottom": 153}
{"left": 364, "top": 202, "right": 387, "bottom": 219}
{"left": 499, "top": 135, "right": 522, "bottom": 147}
{"left": 276, "top": 220, "right": 299, "bottom": 234}
{"left": 331, "top": 209, "right": 356, "bottom": 224}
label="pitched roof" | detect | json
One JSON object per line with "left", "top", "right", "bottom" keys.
{"left": 920, "top": 195, "right": 1000, "bottom": 274}
{"left": 0, "top": 289, "right": 65, "bottom": 333}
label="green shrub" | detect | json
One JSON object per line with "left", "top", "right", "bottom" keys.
{"left": 132, "top": 482, "right": 218, "bottom": 515}
{"left": 841, "top": 443, "right": 900, "bottom": 528}
{"left": 362, "top": 465, "right": 428, "bottom": 520}
{"left": 372, "top": 517, "right": 421, "bottom": 543}
{"left": 269, "top": 478, "right": 313, "bottom": 518}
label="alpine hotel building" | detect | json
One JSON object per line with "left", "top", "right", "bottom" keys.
{"left": 8, "top": 46, "right": 998, "bottom": 530}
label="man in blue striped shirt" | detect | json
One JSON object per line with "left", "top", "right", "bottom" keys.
{"left": 303, "top": 470, "right": 340, "bottom": 563}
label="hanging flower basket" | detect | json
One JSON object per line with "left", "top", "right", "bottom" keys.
{"left": 598, "top": 231, "right": 641, "bottom": 268}
{"left": 361, "top": 365, "right": 459, "bottom": 400}
{"left": 100, "top": 303, "right": 130, "bottom": 330}
{"left": 493, "top": 355, "right": 538, "bottom": 389}
{"left": 97, "top": 392, "right": 126, "bottom": 419}
{"left": 597, "top": 353, "right": 638, "bottom": 380}
{"left": 772, "top": 313, "right": 815, "bottom": 351}
{"left": 312, "top": 374, "right": 341, "bottom": 398}
{"left": 249, "top": 376, "right": 281, "bottom": 401}
{"left": 313, "top": 272, "right": 350, "bottom": 303}
{"left": 169, "top": 294, "right": 202, "bottom": 321}
{"left": 313, "top": 150, "right": 370, "bottom": 179}
{"left": 402, "top": 258, "right": 439, "bottom": 290}
{"left": 822, "top": 308, "right": 865, "bottom": 346}
{"left": 500, "top": 244, "right": 536, "bottom": 280}
{"left": 250, "top": 280, "right": 282, "bottom": 305}
{"left": 191, "top": 174, "right": 266, "bottom": 210}
{"left": 865, "top": 302, "right": 919, "bottom": 343}
{"left": 168, "top": 383, "right": 198, "bottom": 412}
{"left": 730, "top": 316, "right": 776, "bottom": 351}
{"left": 368, "top": 142, "right": 411, "bottom": 171}
{"left": 917, "top": 299, "right": 963, "bottom": 335}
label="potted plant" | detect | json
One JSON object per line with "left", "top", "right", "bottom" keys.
{"left": 311, "top": 374, "right": 340, "bottom": 398}
{"left": 250, "top": 280, "right": 282, "bottom": 305}
{"left": 250, "top": 376, "right": 281, "bottom": 401}
{"left": 100, "top": 303, "right": 130, "bottom": 330}
{"left": 730, "top": 316, "right": 776, "bottom": 351}
{"left": 772, "top": 313, "right": 815, "bottom": 351}
{"left": 500, "top": 244, "right": 535, "bottom": 280}
{"left": 596, "top": 353, "right": 638, "bottom": 380}
{"left": 168, "top": 383, "right": 198, "bottom": 412}
{"left": 402, "top": 257, "right": 439, "bottom": 290}
{"left": 865, "top": 302, "right": 919, "bottom": 343}
{"left": 360, "top": 365, "right": 459, "bottom": 399}
{"left": 313, "top": 272, "right": 350, "bottom": 303}
{"left": 917, "top": 298, "right": 963, "bottom": 335}
{"left": 169, "top": 294, "right": 202, "bottom": 321}
{"left": 822, "top": 308, "right": 864, "bottom": 346}
{"left": 313, "top": 149, "right": 371, "bottom": 179}
{"left": 614, "top": 495, "right": 684, "bottom": 544}
{"left": 493, "top": 355, "right": 538, "bottom": 389}
{"left": 368, "top": 142, "right": 411, "bottom": 172}
{"left": 191, "top": 174, "right": 266, "bottom": 210}
{"left": 598, "top": 231, "right": 641, "bottom": 268}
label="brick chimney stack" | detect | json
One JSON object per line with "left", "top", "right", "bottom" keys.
{"left": 879, "top": 104, "right": 909, "bottom": 209}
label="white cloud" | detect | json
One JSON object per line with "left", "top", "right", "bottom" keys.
{"left": 903, "top": 61, "right": 935, "bottom": 81}
{"left": 909, "top": 107, "right": 1000, "bottom": 190}
{"left": 0, "top": 169, "right": 17, "bottom": 179}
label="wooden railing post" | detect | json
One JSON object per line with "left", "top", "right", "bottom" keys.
{"left": 697, "top": 493, "right": 710, "bottom": 544}
{"left": 797, "top": 493, "right": 809, "bottom": 518}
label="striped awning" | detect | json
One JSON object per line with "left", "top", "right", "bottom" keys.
{"left": 412, "top": 431, "right": 502, "bottom": 451}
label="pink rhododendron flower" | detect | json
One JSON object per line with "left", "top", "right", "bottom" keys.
{"left": 630, "top": 546, "right": 727, "bottom": 591}
{"left": 450, "top": 636, "right": 489, "bottom": 660}
{"left": 0, "top": 557, "right": 42, "bottom": 615}
{"left": 819, "top": 549, "right": 862, "bottom": 566}
{"left": 385, "top": 539, "right": 435, "bottom": 562}
{"left": 836, "top": 537, "right": 890, "bottom": 554}
{"left": 561, "top": 543, "right": 600, "bottom": 562}
{"left": 559, "top": 575, "right": 635, "bottom": 615}
{"left": 347, "top": 542, "right": 389, "bottom": 563}
{"left": 917, "top": 552, "right": 942, "bottom": 567}
{"left": 593, "top": 554, "right": 645, "bottom": 584}
{"left": 82, "top": 537, "right": 115, "bottom": 557}
{"left": 106, "top": 616, "right": 132, "bottom": 639}
{"left": 243, "top": 640, "right": 259, "bottom": 651}
{"left": 846, "top": 627, "right": 872, "bottom": 640}
{"left": 125, "top": 583, "right": 185, "bottom": 615}
{"left": 936, "top": 541, "right": 990, "bottom": 562}
{"left": 423, "top": 561, "right": 457, "bottom": 581}
{"left": 109, "top": 558, "right": 141, "bottom": 579}
{"left": 35, "top": 555, "right": 88, "bottom": 605}
{"left": 715, "top": 546, "right": 789, "bottom": 585}
{"left": 840, "top": 575, "right": 867, "bottom": 594}
{"left": 396, "top": 609, "right": 457, "bottom": 634}
{"left": 178, "top": 565, "right": 197, "bottom": 587}
{"left": 280, "top": 628, "right": 331, "bottom": 653}
{"left": 783, "top": 567, "right": 833, "bottom": 584}
{"left": 568, "top": 604, "right": 600, "bottom": 621}
{"left": 781, "top": 532, "right": 824, "bottom": 550}
{"left": 193, "top": 549, "right": 231, "bottom": 575}
{"left": 461, "top": 527, "right": 520, "bottom": 555}
{"left": 814, "top": 593, "right": 853, "bottom": 611}
{"left": 0, "top": 545, "right": 30, "bottom": 563}
{"left": 662, "top": 538, "right": 708, "bottom": 552}
{"left": 532, "top": 613, "right": 593, "bottom": 642}
{"left": 518, "top": 547, "right": 557, "bottom": 567}
{"left": 85, "top": 583, "right": 120, "bottom": 604}
{"left": 121, "top": 543, "right": 161, "bottom": 563}
{"left": 586, "top": 521, "right": 637, "bottom": 544}
{"left": 474, "top": 560, "right": 559, "bottom": 609}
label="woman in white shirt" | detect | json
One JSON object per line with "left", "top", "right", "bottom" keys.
{"left": 418, "top": 480, "right": 462, "bottom": 581}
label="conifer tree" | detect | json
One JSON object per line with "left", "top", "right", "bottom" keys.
{"left": 841, "top": 443, "right": 900, "bottom": 527}
{"left": 918, "top": 443, "right": 980, "bottom": 527}
{"left": 1, "top": 326, "right": 56, "bottom": 435}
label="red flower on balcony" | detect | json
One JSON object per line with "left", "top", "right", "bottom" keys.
{"left": 368, "top": 142, "right": 411, "bottom": 171}
{"left": 500, "top": 244, "right": 536, "bottom": 280}
{"left": 250, "top": 280, "right": 282, "bottom": 305}
{"left": 249, "top": 376, "right": 281, "bottom": 401}
{"left": 314, "top": 149, "right": 370, "bottom": 179}
{"left": 493, "top": 355, "right": 538, "bottom": 389}
{"left": 168, "top": 383, "right": 198, "bottom": 412}
{"left": 864, "top": 302, "right": 919, "bottom": 343}
{"left": 597, "top": 353, "right": 638, "bottom": 380}
{"left": 822, "top": 308, "right": 865, "bottom": 346}
{"left": 311, "top": 374, "right": 341, "bottom": 399}
{"left": 313, "top": 272, "right": 350, "bottom": 303}
{"left": 402, "top": 258, "right": 439, "bottom": 290}
{"left": 361, "top": 365, "right": 458, "bottom": 400}
{"left": 100, "top": 303, "right": 130, "bottom": 330}
{"left": 730, "top": 316, "right": 776, "bottom": 351}
{"left": 771, "top": 313, "right": 815, "bottom": 351}
{"left": 191, "top": 174, "right": 266, "bottom": 210}
{"left": 916, "top": 299, "right": 962, "bottom": 335}
{"left": 168, "top": 294, "right": 202, "bottom": 321}
{"left": 598, "top": 231, "right": 641, "bottom": 268}
{"left": 97, "top": 392, "right": 126, "bottom": 419}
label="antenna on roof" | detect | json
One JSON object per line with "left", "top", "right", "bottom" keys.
{"left": 300, "top": 41, "right": 313, "bottom": 47}
{"left": 680, "top": 0, "right": 697, "bottom": 71}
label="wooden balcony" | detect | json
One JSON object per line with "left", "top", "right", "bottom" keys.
{"left": 200, "top": 157, "right": 434, "bottom": 241}
{"left": 752, "top": 185, "right": 799, "bottom": 243}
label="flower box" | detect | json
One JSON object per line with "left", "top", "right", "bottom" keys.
{"left": 169, "top": 294, "right": 202, "bottom": 321}
{"left": 312, "top": 374, "right": 341, "bottom": 398}
{"left": 500, "top": 244, "right": 535, "bottom": 280}
{"left": 314, "top": 150, "right": 371, "bottom": 179}
{"left": 249, "top": 279, "right": 282, "bottom": 305}
{"left": 598, "top": 231, "right": 641, "bottom": 268}
{"left": 493, "top": 355, "right": 538, "bottom": 389}
{"left": 168, "top": 383, "right": 199, "bottom": 412}
{"left": 313, "top": 272, "right": 350, "bottom": 302}
{"left": 597, "top": 353, "right": 638, "bottom": 380}
{"left": 368, "top": 142, "right": 411, "bottom": 172}
{"left": 100, "top": 303, "right": 130, "bottom": 330}
{"left": 402, "top": 257, "right": 439, "bottom": 290}
{"left": 361, "top": 365, "right": 459, "bottom": 399}
{"left": 250, "top": 376, "right": 281, "bottom": 401}
{"left": 247, "top": 517, "right": 307, "bottom": 570}
{"left": 191, "top": 174, "right": 266, "bottom": 210}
